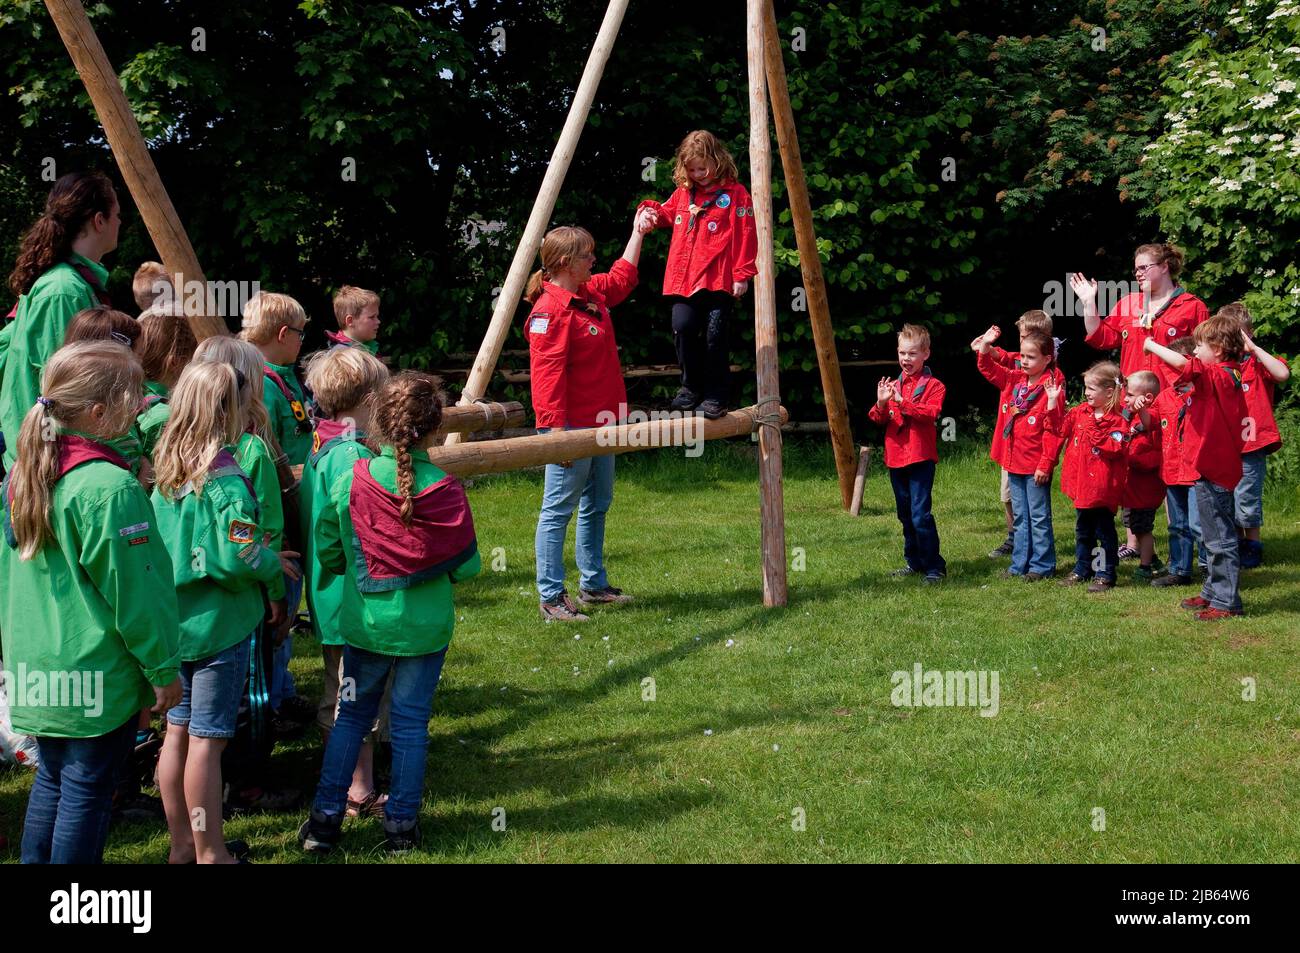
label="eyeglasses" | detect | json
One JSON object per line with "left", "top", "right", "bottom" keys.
{"left": 1134, "top": 263, "right": 1162, "bottom": 275}
{"left": 286, "top": 325, "right": 307, "bottom": 338}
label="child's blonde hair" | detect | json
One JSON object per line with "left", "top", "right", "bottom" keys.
{"left": 524, "top": 226, "right": 595, "bottom": 304}
{"left": 8, "top": 341, "right": 143, "bottom": 559}
{"left": 133, "top": 261, "right": 172, "bottom": 312}
{"left": 672, "top": 130, "right": 740, "bottom": 190}
{"left": 332, "top": 285, "right": 380, "bottom": 329}
{"left": 1017, "top": 309, "right": 1053, "bottom": 335}
{"left": 191, "top": 335, "right": 284, "bottom": 464}
{"left": 1127, "top": 370, "right": 1160, "bottom": 395}
{"left": 153, "top": 361, "right": 249, "bottom": 500}
{"left": 1083, "top": 360, "right": 1125, "bottom": 413}
{"left": 303, "top": 347, "right": 389, "bottom": 418}
{"left": 898, "top": 324, "right": 930, "bottom": 350}
{"left": 370, "top": 373, "right": 445, "bottom": 528}
{"left": 240, "top": 291, "right": 308, "bottom": 345}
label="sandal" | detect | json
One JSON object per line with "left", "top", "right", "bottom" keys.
{"left": 346, "top": 790, "right": 389, "bottom": 819}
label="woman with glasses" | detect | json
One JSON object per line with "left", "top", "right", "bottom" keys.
{"left": 1069, "top": 242, "right": 1209, "bottom": 387}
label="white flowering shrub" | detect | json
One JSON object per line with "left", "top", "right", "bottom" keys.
{"left": 1133, "top": 0, "right": 1300, "bottom": 336}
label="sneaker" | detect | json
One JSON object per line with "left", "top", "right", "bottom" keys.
{"left": 1057, "top": 572, "right": 1089, "bottom": 587}
{"left": 889, "top": 567, "right": 917, "bottom": 577}
{"left": 1024, "top": 571, "right": 1052, "bottom": 582}
{"left": 578, "top": 586, "right": 634, "bottom": 606}
{"left": 540, "top": 592, "right": 590, "bottom": 622}
{"left": 1240, "top": 539, "right": 1263, "bottom": 569}
{"left": 1086, "top": 578, "right": 1115, "bottom": 593}
{"left": 384, "top": 818, "right": 422, "bottom": 854}
{"left": 1150, "top": 556, "right": 1167, "bottom": 575}
{"left": 922, "top": 572, "right": 945, "bottom": 585}
{"left": 1117, "top": 546, "right": 1139, "bottom": 560}
{"left": 1151, "top": 573, "right": 1193, "bottom": 588}
{"left": 988, "top": 537, "right": 1015, "bottom": 558}
{"left": 298, "top": 809, "right": 343, "bottom": 854}
{"left": 1133, "top": 564, "right": 1157, "bottom": 581}
{"left": 697, "top": 398, "right": 726, "bottom": 420}
{"left": 1180, "top": 596, "right": 1211, "bottom": 610}
{"left": 669, "top": 387, "right": 699, "bottom": 411}
{"left": 1195, "top": 607, "right": 1244, "bottom": 621}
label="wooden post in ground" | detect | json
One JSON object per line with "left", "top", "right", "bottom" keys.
{"left": 849, "top": 447, "right": 871, "bottom": 517}
{"left": 426, "top": 405, "right": 788, "bottom": 477}
{"left": 747, "top": 0, "right": 788, "bottom": 608}
{"left": 762, "top": 0, "right": 856, "bottom": 510}
{"left": 445, "top": 0, "right": 632, "bottom": 444}
{"left": 43, "top": 0, "right": 226, "bottom": 339}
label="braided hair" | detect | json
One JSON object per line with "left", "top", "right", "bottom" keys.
{"left": 370, "top": 372, "right": 445, "bottom": 527}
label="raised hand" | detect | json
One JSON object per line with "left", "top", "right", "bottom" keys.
{"left": 982, "top": 325, "right": 1002, "bottom": 345}
{"left": 876, "top": 377, "right": 894, "bottom": 405}
{"left": 1069, "top": 272, "right": 1098, "bottom": 306}
{"left": 1044, "top": 379, "right": 1063, "bottom": 408}
{"left": 1129, "top": 392, "right": 1153, "bottom": 413}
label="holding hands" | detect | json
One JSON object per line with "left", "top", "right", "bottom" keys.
{"left": 634, "top": 207, "right": 658, "bottom": 235}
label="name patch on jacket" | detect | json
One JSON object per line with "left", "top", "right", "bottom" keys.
{"left": 530, "top": 315, "right": 550, "bottom": 334}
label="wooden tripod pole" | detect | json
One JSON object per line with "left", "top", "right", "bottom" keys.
{"left": 445, "top": 0, "right": 631, "bottom": 445}
{"left": 763, "top": 0, "right": 856, "bottom": 510}
{"left": 747, "top": 0, "right": 788, "bottom": 608}
{"left": 43, "top": 0, "right": 225, "bottom": 340}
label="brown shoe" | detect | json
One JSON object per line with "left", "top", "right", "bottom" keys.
{"left": 1086, "top": 579, "right": 1115, "bottom": 593}
{"left": 578, "top": 586, "right": 634, "bottom": 606}
{"left": 540, "top": 592, "right": 590, "bottom": 622}
{"left": 1057, "top": 572, "right": 1088, "bottom": 587}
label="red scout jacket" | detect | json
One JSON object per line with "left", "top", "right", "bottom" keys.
{"left": 1239, "top": 352, "right": 1287, "bottom": 455}
{"left": 1120, "top": 408, "right": 1165, "bottom": 510}
{"left": 1175, "top": 357, "right": 1248, "bottom": 490}
{"left": 1152, "top": 385, "right": 1198, "bottom": 487}
{"left": 976, "top": 351, "right": 1062, "bottom": 477}
{"left": 866, "top": 367, "right": 945, "bottom": 467}
{"left": 526, "top": 259, "right": 637, "bottom": 430}
{"left": 1048, "top": 403, "right": 1129, "bottom": 511}
{"left": 1084, "top": 290, "right": 1208, "bottom": 385}
{"left": 638, "top": 181, "right": 757, "bottom": 298}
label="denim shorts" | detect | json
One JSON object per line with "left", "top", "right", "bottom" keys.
{"left": 1122, "top": 506, "right": 1156, "bottom": 535}
{"left": 167, "top": 635, "right": 252, "bottom": 739}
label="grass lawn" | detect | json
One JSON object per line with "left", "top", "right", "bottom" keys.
{"left": 3, "top": 437, "right": 1298, "bottom": 863}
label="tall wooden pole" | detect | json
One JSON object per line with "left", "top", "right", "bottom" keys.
{"left": 747, "top": 0, "right": 788, "bottom": 608}
{"left": 445, "top": 0, "right": 632, "bottom": 444}
{"left": 43, "top": 0, "right": 226, "bottom": 339}
{"left": 763, "top": 0, "right": 856, "bottom": 510}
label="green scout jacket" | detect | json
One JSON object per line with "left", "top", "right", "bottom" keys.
{"left": 1, "top": 453, "right": 180, "bottom": 738}
{"left": 151, "top": 449, "right": 283, "bottom": 660}
{"left": 235, "top": 431, "right": 285, "bottom": 563}
{"left": 262, "top": 361, "right": 313, "bottom": 467}
{"left": 0, "top": 255, "right": 105, "bottom": 469}
{"left": 136, "top": 380, "right": 171, "bottom": 460}
{"left": 316, "top": 446, "right": 480, "bottom": 656}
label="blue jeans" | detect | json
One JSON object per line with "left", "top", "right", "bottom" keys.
{"left": 270, "top": 563, "right": 303, "bottom": 710}
{"left": 313, "top": 646, "right": 448, "bottom": 824}
{"left": 1166, "top": 485, "right": 1203, "bottom": 577}
{"left": 535, "top": 437, "right": 616, "bottom": 601}
{"left": 21, "top": 717, "right": 136, "bottom": 864}
{"left": 1073, "top": 507, "right": 1118, "bottom": 582}
{"left": 1234, "top": 450, "right": 1266, "bottom": 529}
{"left": 887, "top": 461, "right": 945, "bottom": 575}
{"left": 1196, "top": 478, "right": 1242, "bottom": 612}
{"left": 1006, "top": 472, "right": 1055, "bottom": 575}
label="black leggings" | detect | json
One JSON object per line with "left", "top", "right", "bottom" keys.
{"left": 671, "top": 290, "right": 733, "bottom": 402}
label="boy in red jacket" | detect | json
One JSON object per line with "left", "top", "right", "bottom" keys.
{"left": 1149, "top": 337, "right": 1202, "bottom": 587}
{"left": 638, "top": 130, "right": 757, "bottom": 420}
{"left": 1046, "top": 362, "right": 1129, "bottom": 592}
{"left": 1219, "top": 302, "right": 1289, "bottom": 568}
{"left": 868, "top": 324, "right": 946, "bottom": 583}
{"left": 1120, "top": 371, "right": 1167, "bottom": 581}
{"left": 975, "top": 324, "right": 1061, "bottom": 580}
{"left": 1143, "top": 315, "right": 1249, "bottom": 619}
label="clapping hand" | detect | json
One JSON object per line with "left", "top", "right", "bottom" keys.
{"left": 1069, "top": 272, "right": 1098, "bottom": 307}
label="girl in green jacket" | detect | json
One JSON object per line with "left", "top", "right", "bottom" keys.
{"left": 151, "top": 361, "right": 297, "bottom": 864}
{"left": 1, "top": 341, "right": 181, "bottom": 864}
{"left": 298, "top": 372, "right": 480, "bottom": 855}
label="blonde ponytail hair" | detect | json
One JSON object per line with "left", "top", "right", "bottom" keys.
{"left": 524, "top": 226, "right": 595, "bottom": 304}
{"left": 8, "top": 341, "right": 143, "bottom": 559}
{"left": 191, "top": 335, "right": 286, "bottom": 466}
{"left": 152, "top": 361, "right": 248, "bottom": 500}
{"left": 1084, "top": 361, "right": 1126, "bottom": 414}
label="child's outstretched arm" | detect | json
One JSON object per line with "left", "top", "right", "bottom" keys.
{"left": 1142, "top": 336, "right": 1188, "bottom": 369}
{"left": 1243, "top": 332, "right": 1291, "bottom": 382}
{"left": 975, "top": 326, "right": 1011, "bottom": 388}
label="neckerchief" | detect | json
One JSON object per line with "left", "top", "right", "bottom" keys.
{"left": 1138, "top": 287, "right": 1185, "bottom": 329}
{"left": 687, "top": 186, "right": 728, "bottom": 232}
{"left": 896, "top": 366, "right": 932, "bottom": 401}
{"left": 1001, "top": 377, "right": 1045, "bottom": 439}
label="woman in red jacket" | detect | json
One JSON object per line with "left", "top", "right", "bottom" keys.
{"left": 638, "top": 130, "right": 757, "bottom": 420}
{"left": 1046, "top": 362, "right": 1130, "bottom": 592}
{"left": 525, "top": 214, "right": 650, "bottom": 623}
